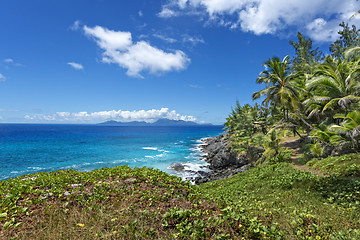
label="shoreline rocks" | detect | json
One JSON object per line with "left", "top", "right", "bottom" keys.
{"left": 194, "top": 134, "right": 262, "bottom": 185}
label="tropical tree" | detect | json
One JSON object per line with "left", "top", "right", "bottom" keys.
{"left": 252, "top": 56, "right": 306, "bottom": 125}
{"left": 330, "top": 22, "right": 360, "bottom": 59}
{"left": 329, "top": 111, "right": 360, "bottom": 152}
{"left": 304, "top": 56, "right": 360, "bottom": 119}
{"left": 289, "top": 32, "right": 323, "bottom": 75}
{"left": 224, "top": 102, "right": 271, "bottom": 162}
{"left": 225, "top": 102, "right": 271, "bottom": 135}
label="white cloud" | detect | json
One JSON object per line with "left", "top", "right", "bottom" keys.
{"left": 3, "top": 58, "right": 22, "bottom": 67}
{"left": 83, "top": 25, "right": 190, "bottom": 78}
{"left": 188, "top": 84, "right": 203, "bottom": 89}
{"left": 24, "top": 108, "right": 197, "bottom": 123}
{"left": 67, "top": 62, "right": 84, "bottom": 70}
{"left": 84, "top": 26, "right": 132, "bottom": 50}
{"left": 153, "top": 33, "right": 177, "bottom": 43}
{"left": 0, "top": 73, "right": 6, "bottom": 82}
{"left": 4, "top": 58, "right": 14, "bottom": 63}
{"left": 182, "top": 35, "right": 205, "bottom": 45}
{"left": 138, "top": 10, "right": 143, "bottom": 17}
{"left": 160, "top": 0, "right": 360, "bottom": 42}
{"left": 70, "top": 20, "right": 81, "bottom": 31}
{"left": 306, "top": 18, "right": 340, "bottom": 42}
{"left": 158, "top": 7, "right": 178, "bottom": 18}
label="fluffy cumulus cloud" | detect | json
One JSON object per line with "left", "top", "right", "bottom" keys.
{"left": 83, "top": 25, "right": 190, "bottom": 78}
{"left": 24, "top": 108, "right": 197, "bottom": 123}
{"left": 159, "top": 0, "right": 360, "bottom": 42}
{"left": 67, "top": 62, "right": 84, "bottom": 70}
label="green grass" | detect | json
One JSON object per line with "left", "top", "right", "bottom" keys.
{"left": 199, "top": 162, "right": 360, "bottom": 239}
{"left": 0, "top": 166, "right": 269, "bottom": 239}
{"left": 1, "top": 155, "right": 360, "bottom": 239}
{"left": 307, "top": 153, "right": 360, "bottom": 176}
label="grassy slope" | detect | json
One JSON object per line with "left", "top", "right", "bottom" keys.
{"left": 307, "top": 153, "right": 360, "bottom": 176}
{"left": 0, "top": 166, "right": 266, "bottom": 240}
{"left": 1, "top": 155, "right": 360, "bottom": 239}
{"left": 199, "top": 161, "right": 360, "bottom": 239}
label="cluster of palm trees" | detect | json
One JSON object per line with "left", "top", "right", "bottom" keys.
{"left": 226, "top": 24, "right": 360, "bottom": 158}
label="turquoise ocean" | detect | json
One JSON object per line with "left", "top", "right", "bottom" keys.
{"left": 0, "top": 124, "right": 223, "bottom": 181}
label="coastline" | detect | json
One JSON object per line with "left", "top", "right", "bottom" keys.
{"left": 168, "top": 134, "right": 254, "bottom": 184}
{"left": 193, "top": 134, "right": 262, "bottom": 184}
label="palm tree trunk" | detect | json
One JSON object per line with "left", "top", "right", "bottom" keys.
{"left": 297, "top": 112, "right": 315, "bottom": 131}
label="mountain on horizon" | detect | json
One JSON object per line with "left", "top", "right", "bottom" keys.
{"left": 98, "top": 119, "right": 213, "bottom": 126}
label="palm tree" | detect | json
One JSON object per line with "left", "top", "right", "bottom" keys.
{"left": 253, "top": 56, "right": 306, "bottom": 122}
{"left": 329, "top": 111, "right": 360, "bottom": 151}
{"left": 304, "top": 56, "right": 360, "bottom": 119}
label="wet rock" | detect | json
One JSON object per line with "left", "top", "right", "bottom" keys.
{"left": 169, "top": 163, "right": 185, "bottom": 171}
{"left": 202, "top": 135, "right": 250, "bottom": 169}
{"left": 197, "top": 171, "right": 210, "bottom": 177}
{"left": 193, "top": 134, "right": 263, "bottom": 185}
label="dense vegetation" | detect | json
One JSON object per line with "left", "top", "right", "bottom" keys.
{"left": 226, "top": 23, "right": 360, "bottom": 160}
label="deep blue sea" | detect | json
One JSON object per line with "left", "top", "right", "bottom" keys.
{"left": 0, "top": 124, "right": 223, "bottom": 181}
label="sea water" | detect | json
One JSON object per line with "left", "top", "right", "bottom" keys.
{"left": 0, "top": 124, "right": 223, "bottom": 181}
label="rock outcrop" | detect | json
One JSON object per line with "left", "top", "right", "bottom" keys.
{"left": 194, "top": 134, "right": 263, "bottom": 184}
{"left": 202, "top": 135, "right": 248, "bottom": 169}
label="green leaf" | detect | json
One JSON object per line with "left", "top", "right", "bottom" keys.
{"left": 4, "top": 221, "right": 12, "bottom": 230}
{"left": 0, "top": 212, "right": 7, "bottom": 219}
{"left": 21, "top": 207, "right": 29, "bottom": 213}
{"left": 14, "top": 222, "right": 23, "bottom": 228}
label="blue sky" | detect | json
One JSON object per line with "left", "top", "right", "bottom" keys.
{"left": 0, "top": 0, "right": 359, "bottom": 124}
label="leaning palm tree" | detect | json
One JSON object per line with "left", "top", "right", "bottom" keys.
{"left": 304, "top": 56, "right": 360, "bottom": 118}
{"left": 253, "top": 56, "right": 306, "bottom": 122}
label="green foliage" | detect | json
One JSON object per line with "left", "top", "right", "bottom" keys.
{"left": 329, "top": 111, "right": 360, "bottom": 151}
{"left": 224, "top": 101, "right": 270, "bottom": 136}
{"left": 330, "top": 22, "right": 360, "bottom": 59}
{"left": 289, "top": 32, "right": 323, "bottom": 74}
{"left": 310, "top": 111, "right": 360, "bottom": 154}
{"left": 262, "top": 131, "right": 292, "bottom": 164}
{"left": 307, "top": 153, "right": 360, "bottom": 176}
{"left": 199, "top": 162, "right": 360, "bottom": 239}
{"left": 224, "top": 102, "right": 270, "bottom": 162}
{"left": 0, "top": 166, "right": 210, "bottom": 239}
{"left": 253, "top": 56, "right": 306, "bottom": 116}
{"left": 309, "top": 142, "right": 324, "bottom": 158}
{"left": 304, "top": 56, "right": 360, "bottom": 117}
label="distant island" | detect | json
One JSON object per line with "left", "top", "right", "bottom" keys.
{"left": 99, "top": 118, "right": 215, "bottom": 127}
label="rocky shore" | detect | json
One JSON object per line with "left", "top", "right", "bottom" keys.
{"left": 193, "top": 135, "right": 262, "bottom": 185}
{"left": 168, "top": 134, "right": 264, "bottom": 184}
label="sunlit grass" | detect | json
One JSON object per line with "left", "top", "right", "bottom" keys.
{"left": 199, "top": 162, "right": 360, "bottom": 239}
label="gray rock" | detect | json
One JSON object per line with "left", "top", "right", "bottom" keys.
{"left": 169, "top": 163, "right": 185, "bottom": 171}
{"left": 194, "top": 134, "right": 262, "bottom": 185}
